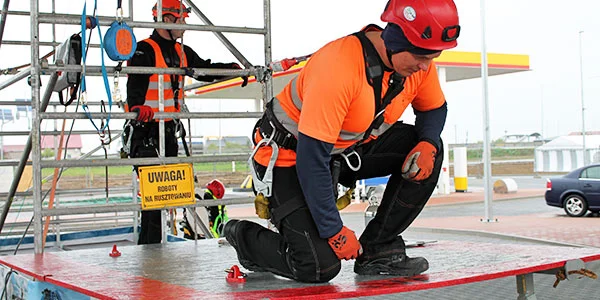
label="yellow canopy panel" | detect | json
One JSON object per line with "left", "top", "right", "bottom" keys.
{"left": 435, "top": 51, "right": 530, "bottom": 82}
{"left": 188, "top": 51, "right": 530, "bottom": 99}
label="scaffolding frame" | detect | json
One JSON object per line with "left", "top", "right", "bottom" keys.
{"left": 0, "top": 0, "right": 272, "bottom": 253}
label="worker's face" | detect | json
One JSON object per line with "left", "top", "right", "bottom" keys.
{"left": 390, "top": 51, "right": 442, "bottom": 77}
{"left": 163, "top": 14, "right": 186, "bottom": 40}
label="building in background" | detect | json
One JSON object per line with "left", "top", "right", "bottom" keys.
{"left": 2, "top": 135, "right": 83, "bottom": 160}
{"left": 535, "top": 132, "right": 600, "bottom": 173}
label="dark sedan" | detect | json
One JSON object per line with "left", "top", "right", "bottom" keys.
{"left": 545, "top": 164, "right": 600, "bottom": 217}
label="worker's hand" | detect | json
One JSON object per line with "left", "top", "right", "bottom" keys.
{"left": 183, "top": 67, "right": 196, "bottom": 78}
{"left": 327, "top": 226, "right": 362, "bottom": 260}
{"left": 229, "top": 63, "right": 248, "bottom": 87}
{"left": 130, "top": 105, "right": 154, "bottom": 122}
{"left": 401, "top": 141, "right": 437, "bottom": 182}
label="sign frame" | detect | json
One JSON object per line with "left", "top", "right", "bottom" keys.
{"left": 138, "top": 163, "right": 195, "bottom": 210}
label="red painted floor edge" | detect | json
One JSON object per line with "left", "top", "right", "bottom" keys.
{"left": 2, "top": 251, "right": 599, "bottom": 299}
{"left": 0, "top": 254, "right": 205, "bottom": 299}
{"left": 231, "top": 253, "right": 600, "bottom": 300}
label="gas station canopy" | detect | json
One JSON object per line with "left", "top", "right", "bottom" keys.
{"left": 187, "top": 50, "right": 530, "bottom": 100}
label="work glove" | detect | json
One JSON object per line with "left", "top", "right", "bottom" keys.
{"left": 230, "top": 63, "right": 248, "bottom": 87}
{"left": 401, "top": 141, "right": 437, "bottom": 182}
{"left": 327, "top": 226, "right": 363, "bottom": 260}
{"left": 130, "top": 105, "right": 154, "bottom": 122}
{"left": 184, "top": 67, "right": 196, "bottom": 78}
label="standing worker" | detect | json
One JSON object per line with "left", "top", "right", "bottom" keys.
{"left": 224, "top": 0, "right": 460, "bottom": 282}
{"left": 127, "top": 0, "right": 243, "bottom": 245}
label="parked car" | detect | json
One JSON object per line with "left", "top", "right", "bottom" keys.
{"left": 545, "top": 164, "right": 600, "bottom": 217}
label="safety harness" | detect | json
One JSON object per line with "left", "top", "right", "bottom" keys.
{"left": 332, "top": 28, "right": 406, "bottom": 197}
{"left": 250, "top": 26, "right": 406, "bottom": 223}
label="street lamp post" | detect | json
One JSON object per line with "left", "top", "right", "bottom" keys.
{"left": 579, "top": 30, "right": 588, "bottom": 165}
{"left": 480, "top": 0, "right": 495, "bottom": 223}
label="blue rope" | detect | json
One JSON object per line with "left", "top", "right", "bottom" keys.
{"left": 80, "top": 0, "right": 112, "bottom": 133}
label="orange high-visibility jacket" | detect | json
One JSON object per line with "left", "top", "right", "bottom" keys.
{"left": 254, "top": 29, "right": 445, "bottom": 167}
{"left": 140, "top": 38, "right": 188, "bottom": 122}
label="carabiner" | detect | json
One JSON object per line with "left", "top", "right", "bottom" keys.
{"left": 248, "top": 123, "right": 279, "bottom": 197}
{"left": 116, "top": 8, "right": 124, "bottom": 23}
{"left": 174, "top": 120, "right": 183, "bottom": 138}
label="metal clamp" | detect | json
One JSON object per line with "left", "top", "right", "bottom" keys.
{"left": 553, "top": 259, "right": 598, "bottom": 288}
{"left": 341, "top": 150, "right": 361, "bottom": 172}
{"left": 248, "top": 122, "right": 279, "bottom": 197}
{"left": 253, "top": 65, "right": 271, "bottom": 83}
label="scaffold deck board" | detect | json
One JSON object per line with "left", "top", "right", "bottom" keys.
{"left": 0, "top": 239, "right": 599, "bottom": 299}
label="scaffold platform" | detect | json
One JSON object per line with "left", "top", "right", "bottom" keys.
{"left": 0, "top": 238, "right": 598, "bottom": 299}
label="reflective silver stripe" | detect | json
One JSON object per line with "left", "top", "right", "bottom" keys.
{"left": 271, "top": 97, "right": 299, "bottom": 138}
{"left": 370, "top": 122, "right": 393, "bottom": 137}
{"left": 332, "top": 147, "right": 345, "bottom": 155}
{"left": 145, "top": 98, "right": 175, "bottom": 109}
{"left": 289, "top": 76, "right": 302, "bottom": 110}
{"left": 339, "top": 129, "right": 363, "bottom": 141}
{"left": 148, "top": 81, "right": 173, "bottom": 90}
{"left": 269, "top": 75, "right": 397, "bottom": 155}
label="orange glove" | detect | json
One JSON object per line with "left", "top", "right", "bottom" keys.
{"left": 401, "top": 141, "right": 437, "bottom": 182}
{"left": 130, "top": 105, "right": 154, "bottom": 122}
{"left": 327, "top": 226, "right": 362, "bottom": 260}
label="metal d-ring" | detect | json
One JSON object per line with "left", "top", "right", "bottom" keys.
{"left": 341, "top": 150, "right": 361, "bottom": 172}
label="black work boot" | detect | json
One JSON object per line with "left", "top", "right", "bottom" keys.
{"left": 222, "top": 220, "right": 266, "bottom": 272}
{"left": 354, "top": 239, "right": 429, "bottom": 276}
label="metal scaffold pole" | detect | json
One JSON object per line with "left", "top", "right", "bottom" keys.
{"left": 29, "top": 0, "right": 43, "bottom": 254}
{"left": 183, "top": 0, "right": 251, "bottom": 68}
{"left": 262, "top": 0, "right": 273, "bottom": 105}
{"left": 0, "top": 0, "right": 10, "bottom": 49}
{"left": 0, "top": 67, "right": 31, "bottom": 91}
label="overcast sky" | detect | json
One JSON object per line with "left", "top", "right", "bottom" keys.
{"left": 1, "top": 0, "right": 600, "bottom": 153}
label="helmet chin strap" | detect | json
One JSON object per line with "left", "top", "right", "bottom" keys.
{"left": 385, "top": 49, "right": 398, "bottom": 72}
{"left": 168, "top": 29, "right": 176, "bottom": 41}
{"left": 386, "top": 49, "right": 394, "bottom": 68}
{"left": 162, "top": 15, "right": 178, "bottom": 41}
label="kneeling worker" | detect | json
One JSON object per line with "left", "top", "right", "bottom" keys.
{"left": 223, "top": 0, "right": 460, "bottom": 282}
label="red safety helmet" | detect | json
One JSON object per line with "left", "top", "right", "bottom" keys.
{"left": 206, "top": 179, "right": 225, "bottom": 199}
{"left": 152, "top": 0, "right": 190, "bottom": 19}
{"left": 381, "top": 0, "right": 460, "bottom": 51}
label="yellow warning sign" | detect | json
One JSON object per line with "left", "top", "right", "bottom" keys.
{"left": 138, "top": 163, "right": 195, "bottom": 210}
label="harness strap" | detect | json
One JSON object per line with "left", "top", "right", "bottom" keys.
{"left": 270, "top": 195, "right": 305, "bottom": 226}
{"left": 176, "top": 120, "right": 191, "bottom": 157}
{"left": 332, "top": 30, "right": 407, "bottom": 185}
{"left": 344, "top": 31, "right": 406, "bottom": 155}
{"left": 257, "top": 100, "right": 297, "bottom": 150}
